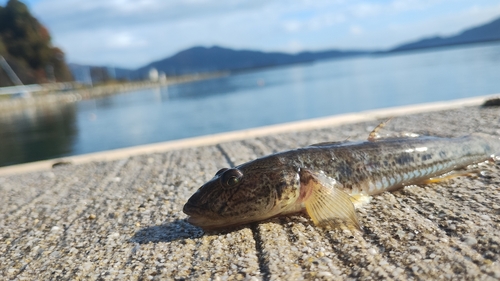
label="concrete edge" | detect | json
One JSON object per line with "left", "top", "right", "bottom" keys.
{"left": 0, "top": 94, "right": 498, "bottom": 176}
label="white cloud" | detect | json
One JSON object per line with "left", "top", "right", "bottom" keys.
{"left": 105, "top": 32, "right": 148, "bottom": 49}
{"left": 388, "top": 3, "right": 500, "bottom": 38}
{"left": 349, "top": 3, "right": 381, "bottom": 18}
{"left": 350, "top": 25, "right": 363, "bottom": 35}
{"left": 308, "top": 13, "right": 346, "bottom": 30}
{"left": 390, "top": 0, "right": 444, "bottom": 12}
{"left": 283, "top": 21, "right": 302, "bottom": 33}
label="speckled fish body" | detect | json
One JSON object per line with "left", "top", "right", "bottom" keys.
{"left": 280, "top": 135, "right": 497, "bottom": 196}
{"left": 183, "top": 135, "right": 500, "bottom": 230}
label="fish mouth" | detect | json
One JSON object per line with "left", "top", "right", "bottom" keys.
{"left": 186, "top": 215, "right": 206, "bottom": 226}
{"left": 182, "top": 202, "right": 199, "bottom": 216}
{"left": 184, "top": 212, "right": 224, "bottom": 229}
{"left": 183, "top": 202, "right": 213, "bottom": 227}
{"left": 183, "top": 203, "right": 231, "bottom": 229}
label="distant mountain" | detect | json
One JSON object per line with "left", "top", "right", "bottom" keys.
{"left": 134, "top": 46, "right": 370, "bottom": 77}
{"left": 69, "top": 15, "right": 500, "bottom": 82}
{"left": 70, "top": 47, "right": 371, "bottom": 82}
{"left": 390, "top": 16, "right": 500, "bottom": 52}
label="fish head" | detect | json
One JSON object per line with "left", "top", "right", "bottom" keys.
{"left": 183, "top": 156, "right": 301, "bottom": 230}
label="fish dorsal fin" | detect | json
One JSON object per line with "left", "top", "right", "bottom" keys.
{"left": 298, "top": 169, "right": 360, "bottom": 230}
{"left": 366, "top": 118, "right": 423, "bottom": 141}
{"left": 367, "top": 118, "right": 393, "bottom": 142}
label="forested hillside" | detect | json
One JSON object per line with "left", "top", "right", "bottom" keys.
{"left": 0, "top": 0, "right": 72, "bottom": 86}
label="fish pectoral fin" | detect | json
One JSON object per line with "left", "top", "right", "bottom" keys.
{"left": 349, "top": 193, "right": 371, "bottom": 208}
{"left": 299, "top": 169, "right": 360, "bottom": 230}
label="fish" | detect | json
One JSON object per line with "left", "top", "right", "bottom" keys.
{"left": 183, "top": 133, "right": 500, "bottom": 230}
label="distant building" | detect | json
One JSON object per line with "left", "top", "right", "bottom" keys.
{"left": 159, "top": 72, "right": 167, "bottom": 83}
{"left": 148, "top": 68, "right": 159, "bottom": 82}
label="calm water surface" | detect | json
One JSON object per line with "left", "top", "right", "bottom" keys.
{"left": 1, "top": 43, "right": 500, "bottom": 167}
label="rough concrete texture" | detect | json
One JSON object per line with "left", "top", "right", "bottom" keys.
{"left": 1, "top": 104, "right": 500, "bottom": 280}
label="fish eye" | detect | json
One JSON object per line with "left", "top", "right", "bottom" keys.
{"left": 215, "top": 168, "right": 229, "bottom": 176}
{"left": 220, "top": 168, "right": 243, "bottom": 188}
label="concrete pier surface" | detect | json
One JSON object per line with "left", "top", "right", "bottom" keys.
{"left": 1, "top": 97, "right": 500, "bottom": 280}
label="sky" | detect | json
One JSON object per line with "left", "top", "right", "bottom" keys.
{"left": 3, "top": 0, "right": 500, "bottom": 69}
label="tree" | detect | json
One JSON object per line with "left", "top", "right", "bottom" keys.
{"left": 0, "top": 0, "right": 72, "bottom": 85}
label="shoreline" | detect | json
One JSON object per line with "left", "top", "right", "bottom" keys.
{"left": 0, "top": 93, "right": 497, "bottom": 176}
{"left": 0, "top": 72, "right": 227, "bottom": 114}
